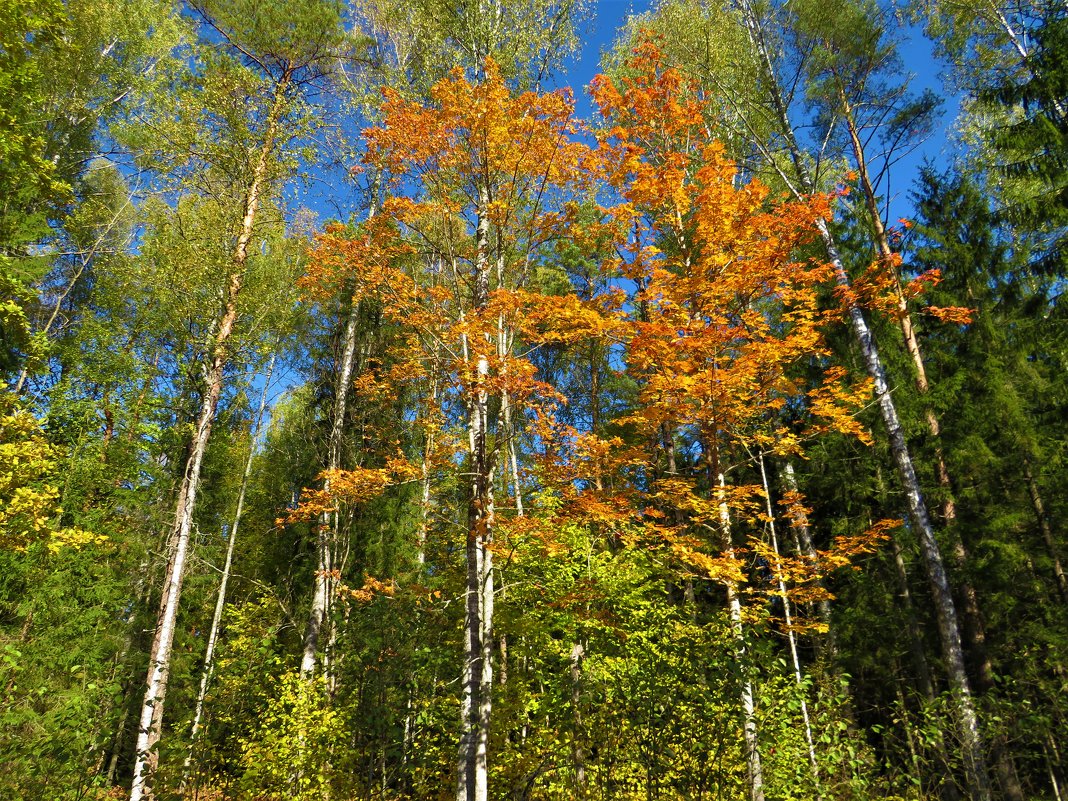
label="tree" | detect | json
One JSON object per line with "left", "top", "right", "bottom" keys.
{"left": 126, "top": 2, "right": 345, "bottom": 796}
{"left": 592, "top": 44, "right": 885, "bottom": 801}
{"left": 321, "top": 60, "right": 597, "bottom": 800}
{"left": 610, "top": 9, "right": 996, "bottom": 797}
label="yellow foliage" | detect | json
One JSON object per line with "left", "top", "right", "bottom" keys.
{"left": 0, "top": 387, "right": 103, "bottom": 552}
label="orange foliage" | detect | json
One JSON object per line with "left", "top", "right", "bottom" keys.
{"left": 593, "top": 43, "right": 869, "bottom": 463}
{"left": 568, "top": 40, "right": 888, "bottom": 604}
{"left": 278, "top": 457, "right": 420, "bottom": 525}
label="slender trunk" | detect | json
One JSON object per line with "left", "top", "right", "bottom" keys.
{"left": 760, "top": 455, "right": 821, "bottom": 794}
{"left": 1048, "top": 734, "right": 1065, "bottom": 801}
{"left": 416, "top": 375, "right": 438, "bottom": 567}
{"left": 457, "top": 195, "right": 495, "bottom": 801}
{"left": 180, "top": 355, "right": 274, "bottom": 789}
{"left": 499, "top": 314, "right": 523, "bottom": 517}
{"left": 717, "top": 472, "right": 765, "bottom": 801}
{"left": 819, "top": 194, "right": 995, "bottom": 801}
{"left": 1025, "top": 460, "right": 1068, "bottom": 604}
{"left": 501, "top": 389, "right": 523, "bottom": 517}
{"left": 841, "top": 98, "right": 1012, "bottom": 794}
{"left": 570, "top": 640, "right": 587, "bottom": 794}
{"left": 106, "top": 700, "right": 131, "bottom": 785}
{"left": 301, "top": 185, "right": 380, "bottom": 679}
{"left": 590, "top": 343, "right": 606, "bottom": 492}
{"left": 732, "top": 6, "right": 992, "bottom": 796}
{"left": 128, "top": 69, "right": 290, "bottom": 801}
{"left": 781, "top": 463, "right": 837, "bottom": 656}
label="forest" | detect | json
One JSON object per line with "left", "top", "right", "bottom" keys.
{"left": 1, "top": 0, "right": 1066, "bottom": 799}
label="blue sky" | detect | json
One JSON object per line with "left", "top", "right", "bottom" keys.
{"left": 557, "top": 0, "right": 959, "bottom": 224}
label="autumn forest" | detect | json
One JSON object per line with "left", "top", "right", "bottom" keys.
{"left": 1, "top": 0, "right": 1066, "bottom": 799}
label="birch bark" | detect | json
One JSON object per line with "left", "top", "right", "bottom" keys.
{"left": 129, "top": 69, "right": 290, "bottom": 801}
{"left": 457, "top": 196, "right": 496, "bottom": 801}
{"left": 180, "top": 354, "right": 274, "bottom": 790}
{"left": 728, "top": 6, "right": 993, "bottom": 796}
{"left": 759, "top": 455, "right": 821, "bottom": 795}
{"left": 716, "top": 471, "right": 765, "bottom": 801}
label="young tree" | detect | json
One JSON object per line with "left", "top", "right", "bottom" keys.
{"left": 592, "top": 45, "right": 882, "bottom": 801}
{"left": 339, "top": 62, "right": 594, "bottom": 800}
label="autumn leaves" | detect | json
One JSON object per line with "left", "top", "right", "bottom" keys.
{"left": 304, "top": 44, "right": 891, "bottom": 551}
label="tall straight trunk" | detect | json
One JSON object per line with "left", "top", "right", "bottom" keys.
{"left": 497, "top": 308, "right": 523, "bottom": 518}
{"left": 416, "top": 263, "right": 444, "bottom": 567}
{"left": 129, "top": 69, "right": 290, "bottom": 801}
{"left": 416, "top": 370, "right": 439, "bottom": 567}
{"left": 717, "top": 471, "right": 765, "bottom": 801}
{"left": 843, "top": 84, "right": 1024, "bottom": 801}
{"left": 570, "top": 640, "right": 587, "bottom": 793}
{"left": 731, "top": 6, "right": 993, "bottom": 797}
{"left": 501, "top": 388, "right": 523, "bottom": 516}
{"left": 181, "top": 354, "right": 274, "bottom": 789}
{"left": 759, "top": 455, "right": 821, "bottom": 795}
{"left": 781, "top": 463, "right": 835, "bottom": 653}
{"left": 301, "top": 187, "right": 380, "bottom": 680}
{"left": 457, "top": 196, "right": 495, "bottom": 801}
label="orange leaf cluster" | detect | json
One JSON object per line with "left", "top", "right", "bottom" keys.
{"left": 592, "top": 47, "right": 868, "bottom": 456}
{"left": 279, "top": 458, "right": 419, "bottom": 526}
{"left": 339, "top": 575, "right": 397, "bottom": 604}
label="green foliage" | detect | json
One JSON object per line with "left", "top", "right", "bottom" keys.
{"left": 983, "top": 12, "right": 1068, "bottom": 273}
{"left": 237, "top": 673, "right": 344, "bottom": 799}
{"left": 0, "top": 388, "right": 102, "bottom": 552}
{"left": 2, "top": 2, "right": 1068, "bottom": 800}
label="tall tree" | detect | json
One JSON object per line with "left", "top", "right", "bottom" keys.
{"left": 127, "top": 2, "right": 345, "bottom": 797}
{"left": 349, "top": 62, "right": 591, "bottom": 800}
{"left": 610, "top": 7, "right": 995, "bottom": 798}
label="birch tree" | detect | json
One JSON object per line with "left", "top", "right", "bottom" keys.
{"left": 610, "top": 6, "right": 996, "bottom": 797}
{"left": 127, "top": 2, "right": 344, "bottom": 797}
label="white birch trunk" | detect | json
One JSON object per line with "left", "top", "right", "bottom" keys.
{"left": 128, "top": 70, "right": 290, "bottom": 801}
{"left": 730, "top": 6, "right": 993, "bottom": 796}
{"left": 457, "top": 194, "right": 494, "bottom": 801}
{"left": 180, "top": 354, "right": 275, "bottom": 790}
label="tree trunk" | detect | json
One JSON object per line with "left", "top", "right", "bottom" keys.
{"left": 730, "top": 6, "right": 993, "bottom": 797}
{"left": 890, "top": 537, "right": 937, "bottom": 701}
{"left": 128, "top": 69, "right": 290, "bottom": 801}
{"left": 841, "top": 81, "right": 1028, "bottom": 801}
{"left": 180, "top": 354, "right": 274, "bottom": 790}
{"left": 301, "top": 185, "right": 380, "bottom": 680}
{"left": 1025, "top": 460, "right": 1068, "bottom": 604}
{"left": 781, "top": 463, "right": 836, "bottom": 654}
{"left": 717, "top": 472, "right": 765, "bottom": 801}
{"left": 457, "top": 196, "right": 495, "bottom": 801}
{"left": 760, "top": 455, "right": 821, "bottom": 795}
{"left": 570, "top": 639, "right": 587, "bottom": 794}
